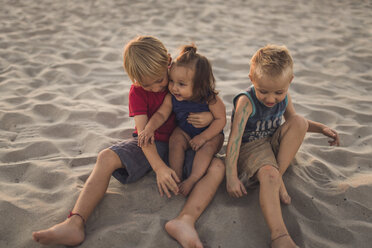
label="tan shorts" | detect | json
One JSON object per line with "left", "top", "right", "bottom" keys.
{"left": 237, "top": 125, "right": 282, "bottom": 187}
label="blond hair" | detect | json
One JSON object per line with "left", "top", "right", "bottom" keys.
{"left": 123, "top": 36, "right": 168, "bottom": 84}
{"left": 250, "top": 44, "right": 293, "bottom": 81}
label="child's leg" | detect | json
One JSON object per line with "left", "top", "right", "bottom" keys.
{"left": 32, "top": 148, "right": 122, "bottom": 246}
{"left": 179, "top": 133, "right": 224, "bottom": 196}
{"left": 276, "top": 115, "right": 308, "bottom": 204}
{"left": 165, "top": 158, "right": 225, "bottom": 248}
{"left": 256, "top": 165, "right": 297, "bottom": 248}
{"left": 169, "top": 127, "right": 191, "bottom": 180}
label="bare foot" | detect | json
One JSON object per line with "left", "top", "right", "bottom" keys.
{"left": 32, "top": 216, "right": 85, "bottom": 246}
{"left": 165, "top": 215, "right": 203, "bottom": 248}
{"left": 279, "top": 179, "right": 291, "bottom": 205}
{"left": 271, "top": 233, "right": 297, "bottom": 248}
{"left": 179, "top": 178, "right": 197, "bottom": 196}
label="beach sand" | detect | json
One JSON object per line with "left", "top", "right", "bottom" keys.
{"left": 1, "top": 0, "right": 372, "bottom": 247}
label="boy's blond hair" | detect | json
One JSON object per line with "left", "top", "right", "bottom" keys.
{"left": 250, "top": 44, "right": 293, "bottom": 81}
{"left": 123, "top": 36, "right": 168, "bottom": 84}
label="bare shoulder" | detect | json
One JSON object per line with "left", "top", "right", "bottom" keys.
{"left": 209, "top": 95, "right": 226, "bottom": 117}
{"left": 209, "top": 95, "right": 225, "bottom": 106}
{"left": 235, "top": 94, "right": 252, "bottom": 112}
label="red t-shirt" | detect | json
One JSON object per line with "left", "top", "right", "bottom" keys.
{"left": 129, "top": 85, "right": 176, "bottom": 142}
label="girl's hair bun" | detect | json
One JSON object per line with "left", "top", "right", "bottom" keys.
{"left": 181, "top": 44, "right": 197, "bottom": 54}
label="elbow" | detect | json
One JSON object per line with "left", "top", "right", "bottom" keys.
{"left": 213, "top": 118, "right": 227, "bottom": 131}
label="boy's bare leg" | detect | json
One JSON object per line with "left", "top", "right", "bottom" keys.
{"left": 32, "top": 149, "right": 122, "bottom": 246}
{"left": 169, "top": 127, "right": 190, "bottom": 180}
{"left": 179, "top": 134, "right": 223, "bottom": 196}
{"left": 257, "top": 165, "right": 297, "bottom": 248}
{"left": 165, "top": 158, "right": 225, "bottom": 248}
{"left": 276, "top": 115, "right": 308, "bottom": 204}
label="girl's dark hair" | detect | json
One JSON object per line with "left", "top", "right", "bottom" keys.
{"left": 174, "top": 44, "right": 217, "bottom": 103}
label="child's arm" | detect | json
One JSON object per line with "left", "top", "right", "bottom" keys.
{"left": 138, "top": 93, "right": 173, "bottom": 147}
{"left": 307, "top": 120, "right": 340, "bottom": 146}
{"left": 225, "top": 95, "right": 252, "bottom": 197}
{"left": 284, "top": 94, "right": 340, "bottom": 146}
{"left": 189, "top": 95, "right": 227, "bottom": 151}
{"left": 134, "top": 113, "right": 180, "bottom": 198}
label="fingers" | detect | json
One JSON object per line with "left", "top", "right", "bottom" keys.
{"left": 178, "top": 182, "right": 187, "bottom": 197}
{"left": 240, "top": 183, "right": 248, "bottom": 195}
{"left": 138, "top": 135, "right": 143, "bottom": 147}
{"left": 171, "top": 171, "right": 180, "bottom": 183}
{"left": 159, "top": 179, "right": 176, "bottom": 198}
{"left": 187, "top": 112, "right": 198, "bottom": 120}
{"left": 187, "top": 113, "right": 202, "bottom": 127}
{"left": 329, "top": 138, "right": 340, "bottom": 146}
{"left": 157, "top": 182, "right": 164, "bottom": 197}
{"left": 332, "top": 130, "right": 340, "bottom": 146}
{"left": 137, "top": 133, "right": 148, "bottom": 147}
{"left": 161, "top": 183, "right": 171, "bottom": 198}
{"left": 189, "top": 139, "right": 202, "bottom": 151}
{"left": 190, "top": 143, "right": 197, "bottom": 151}
{"left": 138, "top": 133, "right": 154, "bottom": 147}
{"left": 327, "top": 129, "right": 340, "bottom": 146}
{"left": 227, "top": 187, "right": 243, "bottom": 198}
{"left": 168, "top": 178, "right": 179, "bottom": 195}
{"left": 161, "top": 177, "right": 179, "bottom": 198}
{"left": 227, "top": 181, "right": 247, "bottom": 198}
{"left": 189, "top": 140, "right": 196, "bottom": 150}
{"left": 191, "top": 144, "right": 200, "bottom": 151}
{"left": 229, "top": 189, "right": 242, "bottom": 198}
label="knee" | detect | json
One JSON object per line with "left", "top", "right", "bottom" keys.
{"left": 207, "top": 158, "right": 225, "bottom": 176}
{"left": 199, "top": 141, "right": 215, "bottom": 153}
{"left": 169, "top": 131, "right": 187, "bottom": 149}
{"left": 290, "top": 115, "right": 308, "bottom": 133}
{"left": 96, "top": 148, "right": 121, "bottom": 171}
{"left": 257, "top": 165, "right": 280, "bottom": 187}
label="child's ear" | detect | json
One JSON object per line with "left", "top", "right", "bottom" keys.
{"left": 168, "top": 53, "right": 172, "bottom": 68}
{"left": 289, "top": 75, "right": 294, "bottom": 84}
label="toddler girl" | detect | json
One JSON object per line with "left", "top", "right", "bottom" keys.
{"left": 139, "top": 44, "right": 226, "bottom": 196}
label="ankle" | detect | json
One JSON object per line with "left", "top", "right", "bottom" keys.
{"left": 187, "top": 175, "right": 200, "bottom": 183}
{"left": 271, "top": 229, "right": 289, "bottom": 241}
{"left": 177, "top": 214, "right": 197, "bottom": 225}
{"left": 67, "top": 214, "right": 85, "bottom": 229}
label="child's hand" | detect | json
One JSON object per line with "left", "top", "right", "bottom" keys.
{"left": 138, "top": 129, "right": 155, "bottom": 147}
{"left": 322, "top": 126, "right": 340, "bottom": 146}
{"left": 187, "top": 112, "right": 213, "bottom": 128}
{"left": 155, "top": 166, "right": 180, "bottom": 198}
{"left": 189, "top": 135, "right": 206, "bottom": 151}
{"left": 226, "top": 176, "right": 247, "bottom": 198}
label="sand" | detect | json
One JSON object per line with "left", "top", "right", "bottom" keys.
{"left": 1, "top": 0, "right": 372, "bottom": 247}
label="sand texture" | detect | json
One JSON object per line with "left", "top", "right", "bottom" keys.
{"left": 1, "top": 0, "right": 372, "bottom": 247}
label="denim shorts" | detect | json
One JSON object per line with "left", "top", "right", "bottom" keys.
{"left": 110, "top": 138, "right": 195, "bottom": 184}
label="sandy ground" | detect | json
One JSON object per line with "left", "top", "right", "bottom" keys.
{"left": 1, "top": 0, "right": 372, "bottom": 247}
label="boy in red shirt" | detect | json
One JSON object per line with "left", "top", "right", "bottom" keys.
{"left": 33, "top": 36, "right": 225, "bottom": 248}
